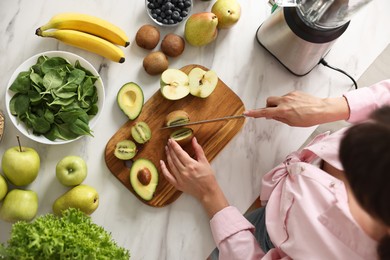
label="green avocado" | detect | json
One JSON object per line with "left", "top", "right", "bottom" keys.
{"left": 117, "top": 82, "right": 144, "bottom": 120}
{"left": 130, "top": 158, "right": 158, "bottom": 201}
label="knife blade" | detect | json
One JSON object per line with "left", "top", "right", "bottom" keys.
{"left": 161, "top": 114, "right": 246, "bottom": 129}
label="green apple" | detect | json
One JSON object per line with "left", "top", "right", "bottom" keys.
{"left": 160, "top": 69, "right": 190, "bottom": 100}
{"left": 0, "top": 189, "right": 38, "bottom": 222}
{"left": 184, "top": 12, "right": 218, "bottom": 46}
{"left": 211, "top": 0, "right": 241, "bottom": 29}
{"left": 56, "top": 155, "right": 87, "bottom": 186}
{"left": 53, "top": 184, "right": 99, "bottom": 215}
{"left": 189, "top": 67, "right": 218, "bottom": 98}
{"left": 2, "top": 146, "right": 40, "bottom": 186}
{"left": 0, "top": 174, "right": 8, "bottom": 201}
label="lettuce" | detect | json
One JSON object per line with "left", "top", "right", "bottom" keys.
{"left": 0, "top": 208, "right": 130, "bottom": 259}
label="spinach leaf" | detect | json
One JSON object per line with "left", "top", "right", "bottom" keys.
{"left": 56, "top": 123, "right": 80, "bottom": 140}
{"left": 43, "top": 70, "right": 63, "bottom": 90}
{"left": 41, "top": 57, "right": 70, "bottom": 74}
{"left": 30, "top": 72, "right": 43, "bottom": 87}
{"left": 26, "top": 113, "right": 51, "bottom": 134}
{"left": 9, "top": 71, "right": 31, "bottom": 94}
{"left": 13, "top": 94, "right": 30, "bottom": 116}
{"left": 67, "top": 68, "right": 86, "bottom": 85}
{"left": 69, "top": 119, "right": 93, "bottom": 137}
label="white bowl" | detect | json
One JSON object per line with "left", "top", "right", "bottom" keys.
{"left": 5, "top": 51, "right": 105, "bottom": 145}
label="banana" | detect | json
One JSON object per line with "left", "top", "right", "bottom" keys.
{"left": 37, "top": 13, "right": 130, "bottom": 47}
{"left": 36, "top": 29, "right": 125, "bottom": 63}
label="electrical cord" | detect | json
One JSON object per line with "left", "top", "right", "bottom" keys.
{"left": 319, "top": 58, "right": 358, "bottom": 89}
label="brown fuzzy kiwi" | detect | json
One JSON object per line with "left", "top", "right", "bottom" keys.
{"left": 136, "top": 24, "right": 160, "bottom": 50}
{"left": 143, "top": 51, "right": 169, "bottom": 75}
{"left": 161, "top": 33, "right": 185, "bottom": 57}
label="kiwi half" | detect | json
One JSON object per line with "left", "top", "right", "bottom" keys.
{"left": 165, "top": 110, "right": 190, "bottom": 127}
{"left": 131, "top": 122, "right": 152, "bottom": 144}
{"left": 114, "top": 140, "right": 137, "bottom": 160}
{"left": 170, "top": 128, "right": 194, "bottom": 146}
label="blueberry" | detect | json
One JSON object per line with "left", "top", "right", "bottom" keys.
{"left": 165, "top": 9, "right": 173, "bottom": 15}
{"left": 157, "top": 16, "right": 163, "bottom": 22}
{"left": 178, "top": 2, "right": 185, "bottom": 9}
{"left": 152, "top": 13, "right": 158, "bottom": 19}
{"left": 181, "top": 11, "right": 188, "bottom": 17}
{"left": 161, "top": 12, "right": 166, "bottom": 18}
{"left": 147, "top": 3, "right": 155, "bottom": 9}
{"left": 155, "top": 8, "right": 161, "bottom": 14}
{"left": 184, "top": 1, "right": 191, "bottom": 7}
{"left": 162, "top": 18, "right": 168, "bottom": 24}
{"left": 177, "top": 16, "right": 183, "bottom": 22}
{"left": 172, "top": 11, "right": 180, "bottom": 19}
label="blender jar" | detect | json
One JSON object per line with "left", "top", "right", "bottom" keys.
{"left": 295, "top": 0, "right": 374, "bottom": 29}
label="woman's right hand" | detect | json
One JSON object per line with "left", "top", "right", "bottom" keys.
{"left": 243, "top": 91, "right": 350, "bottom": 127}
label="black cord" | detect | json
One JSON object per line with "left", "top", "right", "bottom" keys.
{"left": 319, "top": 58, "right": 358, "bottom": 89}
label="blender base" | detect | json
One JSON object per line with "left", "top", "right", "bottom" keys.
{"left": 256, "top": 7, "right": 349, "bottom": 76}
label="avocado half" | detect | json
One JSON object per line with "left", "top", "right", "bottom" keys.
{"left": 117, "top": 82, "right": 144, "bottom": 120}
{"left": 130, "top": 158, "right": 158, "bottom": 201}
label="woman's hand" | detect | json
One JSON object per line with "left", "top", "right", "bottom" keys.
{"left": 160, "top": 137, "right": 229, "bottom": 218}
{"left": 243, "top": 91, "right": 350, "bottom": 127}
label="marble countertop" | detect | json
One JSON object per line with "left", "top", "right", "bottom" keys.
{"left": 0, "top": 0, "right": 389, "bottom": 259}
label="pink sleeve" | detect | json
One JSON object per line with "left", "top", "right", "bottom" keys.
{"left": 210, "top": 206, "right": 290, "bottom": 260}
{"left": 344, "top": 79, "right": 390, "bottom": 123}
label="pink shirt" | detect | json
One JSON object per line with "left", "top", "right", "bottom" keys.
{"left": 210, "top": 80, "right": 390, "bottom": 260}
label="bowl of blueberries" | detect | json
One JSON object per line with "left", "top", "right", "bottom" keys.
{"left": 146, "top": 0, "right": 193, "bottom": 27}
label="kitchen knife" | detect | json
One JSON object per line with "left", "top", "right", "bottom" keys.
{"left": 161, "top": 114, "right": 246, "bottom": 129}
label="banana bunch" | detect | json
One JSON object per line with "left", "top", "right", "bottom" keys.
{"left": 36, "top": 13, "right": 129, "bottom": 63}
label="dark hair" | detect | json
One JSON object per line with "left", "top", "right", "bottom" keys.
{"left": 340, "top": 106, "right": 390, "bottom": 260}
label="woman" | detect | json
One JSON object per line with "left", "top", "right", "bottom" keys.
{"left": 160, "top": 80, "right": 390, "bottom": 259}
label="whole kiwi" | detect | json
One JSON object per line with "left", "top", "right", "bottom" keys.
{"left": 136, "top": 24, "right": 160, "bottom": 50}
{"left": 161, "top": 33, "right": 185, "bottom": 57}
{"left": 143, "top": 51, "right": 169, "bottom": 75}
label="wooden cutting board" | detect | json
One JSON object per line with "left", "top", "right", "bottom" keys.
{"left": 104, "top": 64, "right": 245, "bottom": 207}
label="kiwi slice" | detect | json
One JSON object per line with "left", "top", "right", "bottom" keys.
{"left": 114, "top": 140, "right": 137, "bottom": 160}
{"left": 170, "top": 128, "right": 194, "bottom": 146}
{"left": 131, "top": 122, "right": 152, "bottom": 144}
{"left": 165, "top": 110, "right": 190, "bottom": 127}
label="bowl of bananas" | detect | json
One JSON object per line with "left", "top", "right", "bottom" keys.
{"left": 5, "top": 50, "right": 105, "bottom": 145}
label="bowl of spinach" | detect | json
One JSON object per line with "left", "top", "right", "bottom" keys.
{"left": 5, "top": 51, "right": 105, "bottom": 145}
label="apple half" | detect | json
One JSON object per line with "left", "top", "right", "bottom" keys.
{"left": 160, "top": 69, "right": 190, "bottom": 100}
{"left": 188, "top": 67, "right": 218, "bottom": 98}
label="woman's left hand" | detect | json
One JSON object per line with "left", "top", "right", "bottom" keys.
{"left": 160, "top": 137, "right": 229, "bottom": 217}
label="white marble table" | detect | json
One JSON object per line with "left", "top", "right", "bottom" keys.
{"left": 0, "top": 0, "right": 389, "bottom": 259}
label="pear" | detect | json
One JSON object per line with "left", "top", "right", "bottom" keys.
{"left": 184, "top": 12, "right": 218, "bottom": 46}
{"left": 0, "top": 189, "right": 38, "bottom": 222}
{"left": 211, "top": 0, "right": 241, "bottom": 29}
{"left": 53, "top": 184, "right": 99, "bottom": 215}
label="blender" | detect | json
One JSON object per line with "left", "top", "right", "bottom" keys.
{"left": 256, "top": 0, "right": 373, "bottom": 76}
